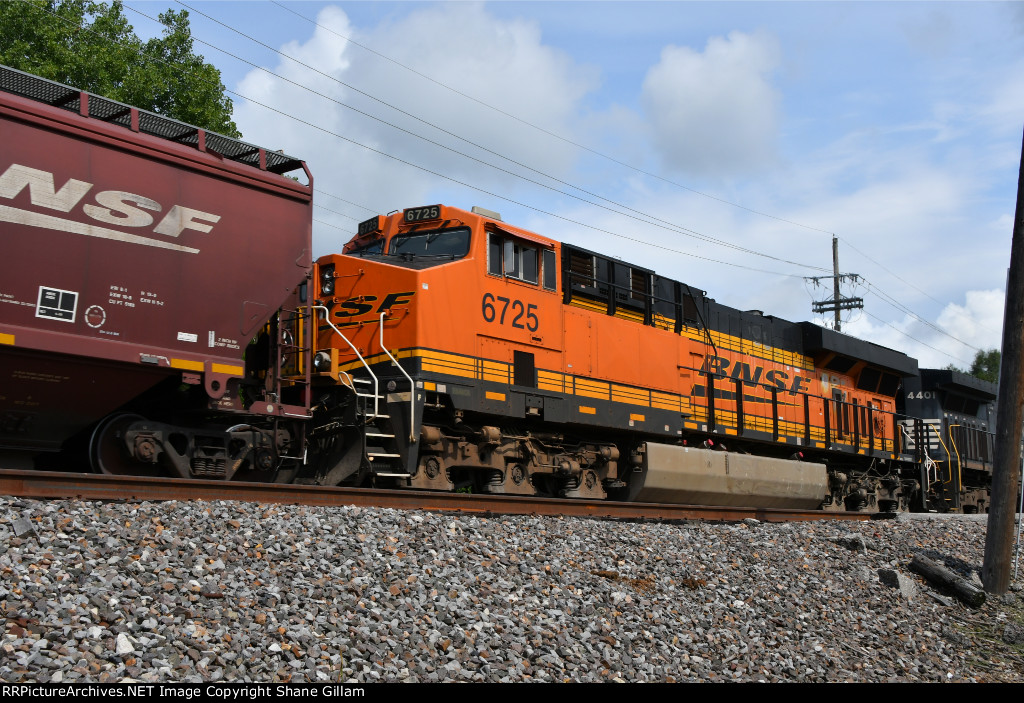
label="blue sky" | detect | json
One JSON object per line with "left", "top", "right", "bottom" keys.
{"left": 124, "top": 1, "right": 1024, "bottom": 369}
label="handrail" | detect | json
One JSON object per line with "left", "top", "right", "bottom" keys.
{"left": 903, "top": 419, "right": 960, "bottom": 505}
{"left": 921, "top": 421, "right": 955, "bottom": 489}
{"left": 947, "top": 424, "right": 964, "bottom": 496}
{"left": 900, "top": 422, "right": 938, "bottom": 491}
{"left": 379, "top": 312, "right": 417, "bottom": 443}
{"left": 337, "top": 370, "right": 356, "bottom": 392}
{"left": 685, "top": 362, "right": 904, "bottom": 455}
{"left": 312, "top": 305, "right": 380, "bottom": 420}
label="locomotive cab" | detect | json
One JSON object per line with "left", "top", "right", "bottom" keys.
{"left": 305, "top": 204, "right": 579, "bottom": 493}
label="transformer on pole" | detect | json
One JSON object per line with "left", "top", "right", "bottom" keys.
{"left": 807, "top": 237, "right": 863, "bottom": 331}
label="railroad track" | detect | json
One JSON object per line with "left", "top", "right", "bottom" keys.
{"left": 0, "top": 469, "right": 879, "bottom": 522}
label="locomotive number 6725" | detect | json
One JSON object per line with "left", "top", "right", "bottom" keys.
{"left": 481, "top": 293, "right": 539, "bottom": 332}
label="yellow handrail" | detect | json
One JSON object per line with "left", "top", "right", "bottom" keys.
{"left": 947, "top": 423, "right": 964, "bottom": 495}
{"left": 922, "top": 422, "right": 958, "bottom": 499}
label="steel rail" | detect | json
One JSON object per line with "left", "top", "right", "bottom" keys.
{"left": 0, "top": 469, "right": 877, "bottom": 522}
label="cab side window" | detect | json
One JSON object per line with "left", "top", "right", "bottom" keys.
{"left": 504, "top": 240, "right": 538, "bottom": 284}
{"left": 487, "top": 231, "right": 555, "bottom": 290}
{"left": 488, "top": 233, "right": 502, "bottom": 276}
{"left": 542, "top": 249, "right": 556, "bottom": 290}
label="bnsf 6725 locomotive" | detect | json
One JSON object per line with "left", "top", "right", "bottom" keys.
{"left": 306, "top": 204, "right": 951, "bottom": 512}
{"left": 0, "top": 67, "right": 994, "bottom": 512}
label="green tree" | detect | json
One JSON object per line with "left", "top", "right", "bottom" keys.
{"left": 0, "top": 0, "right": 240, "bottom": 137}
{"left": 949, "top": 348, "right": 1001, "bottom": 383}
{"left": 968, "top": 348, "right": 1001, "bottom": 383}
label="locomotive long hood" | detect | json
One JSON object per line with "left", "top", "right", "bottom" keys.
{"left": 799, "top": 322, "right": 919, "bottom": 376}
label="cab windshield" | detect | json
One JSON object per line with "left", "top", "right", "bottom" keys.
{"left": 347, "top": 239, "right": 384, "bottom": 256}
{"left": 389, "top": 227, "right": 470, "bottom": 261}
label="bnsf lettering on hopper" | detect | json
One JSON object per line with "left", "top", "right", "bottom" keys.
{"left": 0, "top": 66, "right": 995, "bottom": 513}
{"left": 0, "top": 163, "right": 222, "bottom": 249}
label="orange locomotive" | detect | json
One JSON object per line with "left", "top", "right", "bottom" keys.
{"left": 298, "top": 204, "right": 921, "bottom": 512}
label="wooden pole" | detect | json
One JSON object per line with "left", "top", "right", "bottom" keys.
{"left": 832, "top": 237, "right": 841, "bottom": 331}
{"left": 983, "top": 125, "right": 1024, "bottom": 594}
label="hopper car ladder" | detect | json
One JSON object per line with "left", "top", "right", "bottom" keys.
{"left": 273, "top": 303, "right": 316, "bottom": 471}
{"left": 279, "top": 304, "right": 313, "bottom": 404}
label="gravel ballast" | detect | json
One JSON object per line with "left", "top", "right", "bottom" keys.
{"left": 1, "top": 496, "right": 1022, "bottom": 683}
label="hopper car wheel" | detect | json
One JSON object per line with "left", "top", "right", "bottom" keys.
{"left": 88, "top": 413, "right": 153, "bottom": 476}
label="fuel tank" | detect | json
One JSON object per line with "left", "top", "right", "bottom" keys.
{"left": 628, "top": 442, "right": 828, "bottom": 509}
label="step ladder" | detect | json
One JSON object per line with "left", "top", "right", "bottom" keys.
{"left": 353, "top": 377, "right": 412, "bottom": 479}
{"left": 313, "top": 307, "right": 418, "bottom": 480}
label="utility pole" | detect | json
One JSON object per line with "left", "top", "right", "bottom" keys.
{"left": 807, "top": 237, "right": 863, "bottom": 331}
{"left": 983, "top": 124, "right": 1024, "bottom": 595}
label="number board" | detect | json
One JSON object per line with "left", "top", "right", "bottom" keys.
{"left": 403, "top": 205, "right": 441, "bottom": 224}
{"left": 357, "top": 216, "right": 382, "bottom": 236}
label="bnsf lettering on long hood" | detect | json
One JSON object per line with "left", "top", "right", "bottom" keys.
{"left": 701, "top": 354, "right": 811, "bottom": 393}
{"left": 0, "top": 163, "right": 220, "bottom": 252}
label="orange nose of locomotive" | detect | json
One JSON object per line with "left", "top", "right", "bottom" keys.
{"left": 308, "top": 205, "right": 474, "bottom": 382}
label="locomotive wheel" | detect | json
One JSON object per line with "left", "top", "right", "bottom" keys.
{"left": 88, "top": 413, "right": 154, "bottom": 476}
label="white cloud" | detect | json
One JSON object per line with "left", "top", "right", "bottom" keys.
{"left": 231, "top": 3, "right": 598, "bottom": 255}
{"left": 641, "top": 31, "right": 782, "bottom": 178}
{"left": 234, "top": 5, "right": 354, "bottom": 132}
{"left": 841, "top": 289, "right": 1004, "bottom": 369}
{"left": 936, "top": 289, "right": 1005, "bottom": 349}
{"left": 221, "top": 1, "right": 1014, "bottom": 378}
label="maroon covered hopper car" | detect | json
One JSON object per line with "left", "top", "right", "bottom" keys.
{"left": 0, "top": 67, "right": 314, "bottom": 477}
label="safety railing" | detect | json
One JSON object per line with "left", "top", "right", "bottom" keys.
{"left": 377, "top": 312, "right": 417, "bottom": 443}
{"left": 312, "top": 305, "right": 382, "bottom": 421}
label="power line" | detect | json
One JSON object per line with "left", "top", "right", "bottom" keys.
{"left": 30, "top": 0, "right": 803, "bottom": 279}
{"left": 800, "top": 232, "right": 988, "bottom": 358}
{"left": 271, "top": 0, "right": 1009, "bottom": 353}
{"left": 105, "top": 2, "right": 818, "bottom": 278}
{"left": 314, "top": 217, "right": 351, "bottom": 232}
{"left": 314, "top": 203, "right": 363, "bottom": 223}
{"left": 163, "top": 3, "right": 996, "bottom": 356}
{"left": 267, "top": 1, "right": 991, "bottom": 349}
{"left": 174, "top": 1, "right": 829, "bottom": 273}
{"left": 314, "top": 190, "right": 381, "bottom": 216}
{"left": 841, "top": 235, "right": 1003, "bottom": 339}
{"left": 861, "top": 280, "right": 982, "bottom": 353}
{"left": 839, "top": 236, "right": 945, "bottom": 306}
{"left": 31, "top": 0, "right": 984, "bottom": 366}
{"left": 271, "top": 0, "right": 839, "bottom": 238}
{"left": 247, "top": 96, "right": 810, "bottom": 277}
{"left": 269, "top": 4, "right": 999, "bottom": 366}
{"left": 864, "top": 311, "right": 973, "bottom": 367}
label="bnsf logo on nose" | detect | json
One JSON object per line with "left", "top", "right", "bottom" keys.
{"left": 0, "top": 163, "right": 220, "bottom": 247}
{"left": 335, "top": 292, "right": 416, "bottom": 318}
